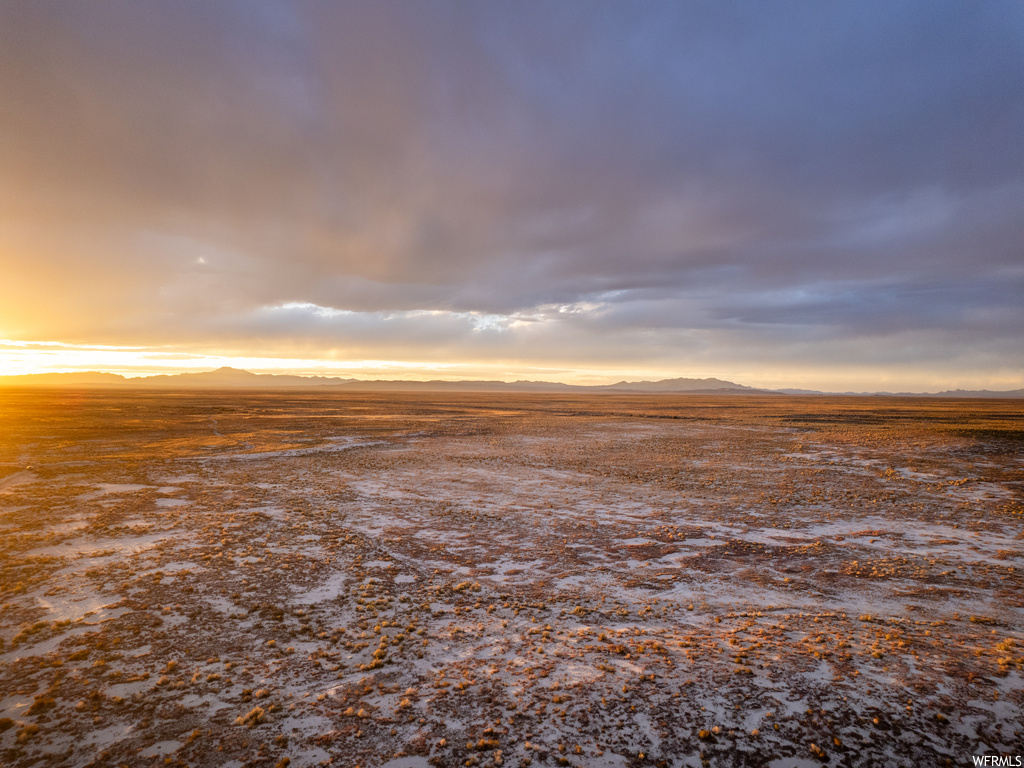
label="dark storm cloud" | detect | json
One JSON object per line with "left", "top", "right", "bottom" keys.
{"left": 0, "top": 0, "right": 1021, "bottom": 383}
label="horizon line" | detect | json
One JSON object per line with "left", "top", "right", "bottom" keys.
{"left": 1, "top": 366, "right": 1022, "bottom": 397}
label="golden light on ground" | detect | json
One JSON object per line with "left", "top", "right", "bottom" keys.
{"left": 1, "top": 388, "right": 1021, "bottom": 764}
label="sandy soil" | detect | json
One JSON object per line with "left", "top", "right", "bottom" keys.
{"left": 0, "top": 390, "right": 1021, "bottom": 767}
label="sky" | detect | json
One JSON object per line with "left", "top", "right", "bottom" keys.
{"left": 1, "top": 1, "right": 1022, "bottom": 390}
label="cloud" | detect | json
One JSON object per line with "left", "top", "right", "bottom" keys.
{"left": 0, "top": 0, "right": 1021, "bottom": 387}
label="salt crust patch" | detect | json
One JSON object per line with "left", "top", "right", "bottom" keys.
{"left": 0, "top": 394, "right": 1020, "bottom": 767}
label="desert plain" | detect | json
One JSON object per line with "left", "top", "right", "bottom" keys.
{"left": 0, "top": 389, "right": 1022, "bottom": 767}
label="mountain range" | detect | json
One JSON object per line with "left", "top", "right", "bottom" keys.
{"left": 0, "top": 367, "right": 1021, "bottom": 397}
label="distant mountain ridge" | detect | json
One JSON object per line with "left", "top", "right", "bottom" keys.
{"left": 604, "top": 377, "right": 753, "bottom": 392}
{"left": 0, "top": 371, "right": 127, "bottom": 386}
{"left": 138, "top": 367, "right": 357, "bottom": 388}
{"left": 929, "top": 388, "right": 1024, "bottom": 398}
{"left": 0, "top": 367, "right": 1021, "bottom": 397}
{"left": 0, "top": 367, "right": 765, "bottom": 392}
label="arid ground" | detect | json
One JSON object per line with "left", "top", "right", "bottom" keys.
{"left": 1, "top": 390, "right": 1022, "bottom": 768}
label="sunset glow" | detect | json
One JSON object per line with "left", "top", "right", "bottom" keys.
{"left": 0, "top": 2, "right": 1021, "bottom": 391}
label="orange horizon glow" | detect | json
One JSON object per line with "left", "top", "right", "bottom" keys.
{"left": 2, "top": 338, "right": 1022, "bottom": 393}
